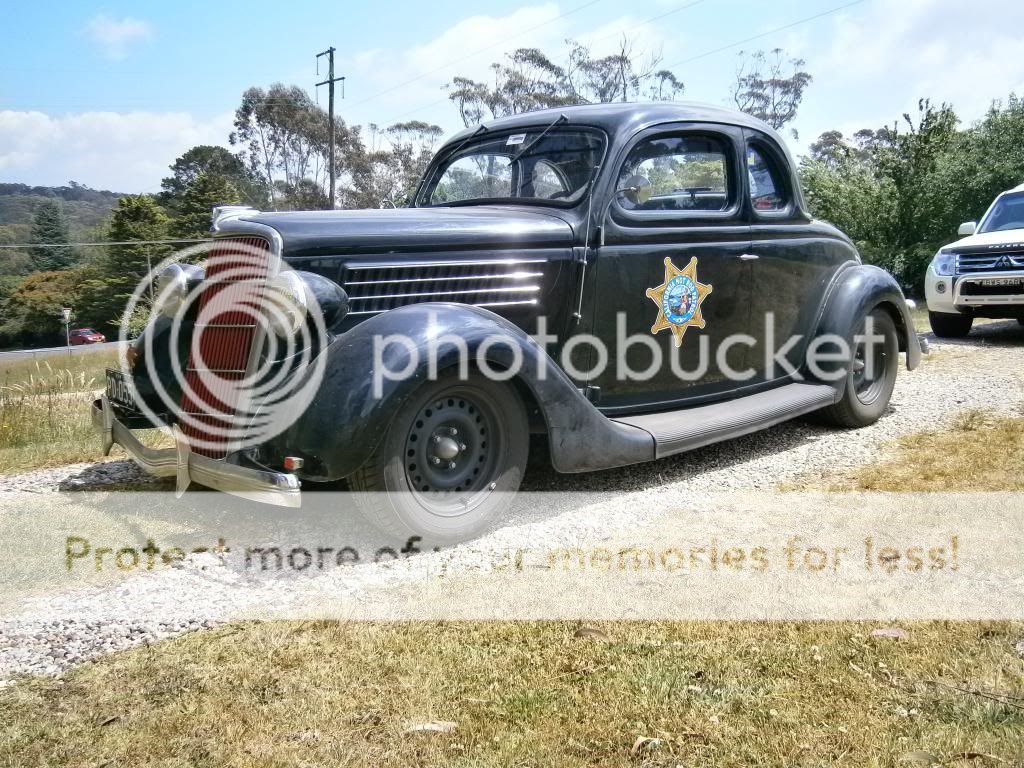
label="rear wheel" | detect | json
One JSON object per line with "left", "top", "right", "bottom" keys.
{"left": 818, "top": 309, "right": 899, "bottom": 429}
{"left": 929, "top": 310, "right": 973, "bottom": 338}
{"left": 349, "top": 372, "right": 528, "bottom": 545}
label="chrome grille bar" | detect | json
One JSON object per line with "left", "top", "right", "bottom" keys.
{"left": 340, "top": 257, "right": 547, "bottom": 316}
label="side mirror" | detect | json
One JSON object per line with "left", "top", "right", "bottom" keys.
{"left": 619, "top": 175, "right": 652, "bottom": 207}
{"left": 957, "top": 221, "right": 977, "bottom": 236}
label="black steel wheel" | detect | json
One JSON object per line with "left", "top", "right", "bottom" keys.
{"left": 349, "top": 372, "right": 528, "bottom": 544}
{"left": 818, "top": 309, "right": 899, "bottom": 428}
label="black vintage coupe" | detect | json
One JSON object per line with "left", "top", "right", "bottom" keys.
{"left": 95, "top": 103, "right": 921, "bottom": 543}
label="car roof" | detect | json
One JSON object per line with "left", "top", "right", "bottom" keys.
{"left": 444, "top": 101, "right": 784, "bottom": 146}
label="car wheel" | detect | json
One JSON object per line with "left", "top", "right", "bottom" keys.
{"left": 349, "top": 372, "right": 529, "bottom": 545}
{"left": 818, "top": 309, "right": 899, "bottom": 429}
{"left": 929, "top": 311, "right": 973, "bottom": 338}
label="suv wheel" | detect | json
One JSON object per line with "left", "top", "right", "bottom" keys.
{"left": 929, "top": 311, "right": 973, "bottom": 338}
{"left": 818, "top": 309, "right": 899, "bottom": 429}
{"left": 349, "top": 372, "right": 528, "bottom": 545}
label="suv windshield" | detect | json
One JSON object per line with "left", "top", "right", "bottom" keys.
{"left": 418, "top": 129, "right": 604, "bottom": 207}
{"left": 979, "top": 191, "right": 1024, "bottom": 233}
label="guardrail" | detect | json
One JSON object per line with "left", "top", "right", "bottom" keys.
{"left": 0, "top": 340, "right": 127, "bottom": 361}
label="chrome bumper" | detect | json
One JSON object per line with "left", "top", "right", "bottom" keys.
{"left": 91, "top": 396, "right": 301, "bottom": 507}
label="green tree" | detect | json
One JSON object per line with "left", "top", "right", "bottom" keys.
{"left": 230, "top": 83, "right": 361, "bottom": 209}
{"left": 732, "top": 49, "right": 812, "bottom": 136}
{"left": 170, "top": 172, "right": 242, "bottom": 239}
{"left": 159, "top": 144, "right": 268, "bottom": 211}
{"left": 78, "top": 196, "right": 172, "bottom": 334}
{"left": 447, "top": 37, "right": 685, "bottom": 128}
{"left": 28, "top": 200, "right": 76, "bottom": 271}
{"left": 0, "top": 269, "right": 85, "bottom": 347}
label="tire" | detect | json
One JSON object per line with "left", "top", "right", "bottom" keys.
{"left": 929, "top": 310, "right": 973, "bottom": 338}
{"left": 349, "top": 372, "right": 529, "bottom": 545}
{"left": 818, "top": 309, "right": 899, "bottom": 429}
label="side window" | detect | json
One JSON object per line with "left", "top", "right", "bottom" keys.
{"left": 746, "top": 144, "right": 788, "bottom": 212}
{"left": 618, "top": 134, "right": 731, "bottom": 213}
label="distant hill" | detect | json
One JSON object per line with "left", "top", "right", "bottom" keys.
{"left": 0, "top": 182, "right": 125, "bottom": 275}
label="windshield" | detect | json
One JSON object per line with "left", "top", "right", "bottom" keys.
{"left": 978, "top": 191, "right": 1024, "bottom": 233}
{"left": 417, "top": 129, "right": 605, "bottom": 207}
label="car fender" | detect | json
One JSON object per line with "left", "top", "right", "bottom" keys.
{"left": 809, "top": 264, "right": 922, "bottom": 390}
{"left": 264, "top": 303, "right": 654, "bottom": 481}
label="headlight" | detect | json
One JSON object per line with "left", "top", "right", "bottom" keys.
{"left": 264, "top": 271, "right": 309, "bottom": 336}
{"left": 932, "top": 250, "right": 956, "bottom": 276}
{"left": 155, "top": 263, "right": 203, "bottom": 318}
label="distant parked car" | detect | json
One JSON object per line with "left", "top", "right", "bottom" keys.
{"left": 926, "top": 183, "right": 1024, "bottom": 337}
{"left": 69, "top": 328, "right": 106, "bottom": 345}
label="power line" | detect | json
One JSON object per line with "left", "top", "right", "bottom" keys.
{"left": 661, "top": 0, "right": 865, "bottom": 68}
{"left": 0, "top": 239, "right": 207, "bottom": 249}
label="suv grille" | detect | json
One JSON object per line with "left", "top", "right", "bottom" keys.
{"left": 340, "top": 258, "right": 546, "bottom": 316}
{"left": 956, "top": 246, "right": 1024, "bottom": 273}
{"left": 179, "top": 236, "right": 271, "bottom": 458}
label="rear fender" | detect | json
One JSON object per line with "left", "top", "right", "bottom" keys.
{"left": 810, "top": 264, "right": 922, "bottom": 391}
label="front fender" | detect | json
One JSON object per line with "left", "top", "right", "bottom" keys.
{"left": 264, "top": 303, "right": 653, "bottom": 481}
{"left": 811, "top": 264, "right": 922, "bottom": 386}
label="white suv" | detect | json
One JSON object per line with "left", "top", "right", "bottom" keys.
{"left": 926, "top": 183, "right": 1024, "bottom": 337}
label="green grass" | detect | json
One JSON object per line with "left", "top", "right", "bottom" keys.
{"left": 1, "top": 621, "right": 1021, "bottom": 767}
{"left": 0, "top": 352, "right": 116, "bottom": 474}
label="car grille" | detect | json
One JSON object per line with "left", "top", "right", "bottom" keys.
{"left": 340, "top": 258, "right": 546, "bottom": 316}
{"left": 956, "top": 245, "right": 1024, "bottom": 273}
{"left": 179, "top": 236, "right": 271, "bottom": 458}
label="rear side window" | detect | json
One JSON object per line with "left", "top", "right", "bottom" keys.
{"left": 617, "top": 134, "right": 731, "bottom": 213}
{"left": 746, "top": 144, "right": 788, "bottom": 212}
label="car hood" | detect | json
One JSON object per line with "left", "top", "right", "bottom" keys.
{"left": 946, "top": 228, "right": 1024, "bottom": 251}
{"left": 235, "top": 206, "right": 576, "bottom": 255}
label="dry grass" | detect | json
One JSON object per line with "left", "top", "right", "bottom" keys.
{"left": 0, "top": 354, "right": 115, "bottom": 474}
{"left": 832, "top": 410, "right": 1024, "bottom": 492}
{"left": 1, "top": 620, "right": 1021, "bottom": 767}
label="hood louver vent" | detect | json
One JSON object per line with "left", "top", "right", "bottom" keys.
{"left": 340, "top": 258, "right": 546, "bottom": 316}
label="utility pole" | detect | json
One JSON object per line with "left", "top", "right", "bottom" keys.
{"left": 316, "top": 47, "right": 345, "bottom": 210}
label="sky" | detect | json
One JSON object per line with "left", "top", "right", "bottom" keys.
{"left": 2, "top": 0, "right": 1024, "bottom": 193}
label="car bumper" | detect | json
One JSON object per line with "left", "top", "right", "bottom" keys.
{"left": 91, "top": 395, "right": 301, "bottom": 507}
{"left": 926, "top": 267, "right": 1024, "bottom": 313}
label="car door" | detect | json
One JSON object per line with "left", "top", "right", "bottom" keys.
{"left": 583, "top": 123, "right": 753, "bottom": 413}
{"left": 741, "top": 130, "right": 853, "bottom": 383}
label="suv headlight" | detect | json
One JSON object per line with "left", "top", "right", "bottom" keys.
{"left": 932, "top": 250, "right": 956, "bottom": 276}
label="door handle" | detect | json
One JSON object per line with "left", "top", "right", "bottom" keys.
{"left": 738, "top": 253, "right": 761, "bottom": 261}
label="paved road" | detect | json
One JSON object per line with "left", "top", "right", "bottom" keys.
{"left": 0, "top": 340, "right": 126, "bottom": 361}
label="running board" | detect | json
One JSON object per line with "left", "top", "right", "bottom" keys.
{"left": 612, "top": 383, "right": 836, "bottom": 459}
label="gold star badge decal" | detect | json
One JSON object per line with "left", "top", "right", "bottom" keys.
{"left": 645, "top": 256, "right": 713, "bottom": 347}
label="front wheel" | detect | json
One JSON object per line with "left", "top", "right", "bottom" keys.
{"left": 349, "top": 372, "right": 529, "bottom": 545}
{"left": 818, "top": 309, "right": 899, "bottom": 429}
{"left": 929, "top": 310, "right": 973, "bottom": 338}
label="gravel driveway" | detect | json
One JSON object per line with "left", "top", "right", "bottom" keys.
{"left": 1, "top": 321, "right": 1021, "bottom": 681}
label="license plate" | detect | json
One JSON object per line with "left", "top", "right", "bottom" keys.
{"left": 977, "top": 278, "right": 1024, "bottom": 288}
{"left": 105, "top": 368, "right": 137, "bottom": 410}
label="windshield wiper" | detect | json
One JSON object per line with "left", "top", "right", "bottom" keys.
{"left": 446, "top": 123, "right": 488, "bottom": 161}
{"left": 509, "top": 114, "right": 569, "bottom": 164}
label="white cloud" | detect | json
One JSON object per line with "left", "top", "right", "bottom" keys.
{"left": 816, "top": 0, "right": 1024, "bottom": 126}
{"left": 85, "top": 15, "right": 154, "bottom": 60}
{"left": 340, "top": 4, "right": 684, "bottom": 135}
{"left": 0, "top": 110, "right": 234, "bottom": 193}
